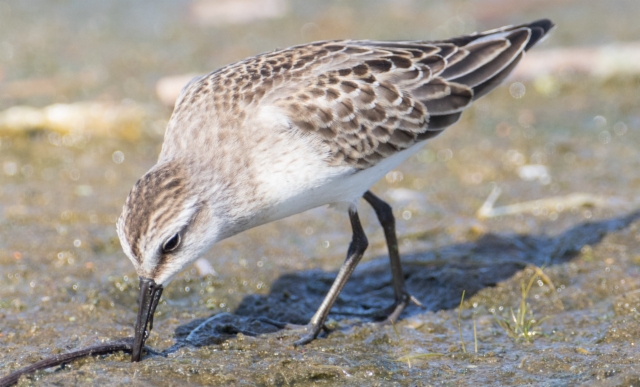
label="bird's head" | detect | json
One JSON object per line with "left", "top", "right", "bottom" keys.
{"left": 116, "top": 159, "right": 224, "bottom": 361}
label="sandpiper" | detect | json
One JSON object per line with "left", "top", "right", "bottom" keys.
{"left": 117, "top": 19, "right": 554, "bottom": 361}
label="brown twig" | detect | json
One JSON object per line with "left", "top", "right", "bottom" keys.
{"left": 0, "top": 338, "right": 134, "bottom": 387}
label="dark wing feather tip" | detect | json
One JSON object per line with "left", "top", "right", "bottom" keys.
{"left": 528, "top": 19, "right": 555, "bottom": 34}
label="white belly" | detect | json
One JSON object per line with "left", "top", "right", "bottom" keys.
{"left": 254, "top": 139, "right": 427, "bottom": 225}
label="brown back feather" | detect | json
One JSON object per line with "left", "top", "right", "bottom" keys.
{"left": 174, "top": 19, "right": 554, "bottom": 169}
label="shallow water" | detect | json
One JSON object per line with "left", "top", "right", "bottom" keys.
{"left": 2, "top": 1, "right": 640, "bottom": 386}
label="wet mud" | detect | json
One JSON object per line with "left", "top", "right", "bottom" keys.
{"left": 2, "top": 0, "right": 640, "bottom": 386}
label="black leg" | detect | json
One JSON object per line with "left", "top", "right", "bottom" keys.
{"left": 363, "top": 190, "right": 422, "bottom": 323}
{"left": 293, "top": 208, "right": 368, "bottom": 346}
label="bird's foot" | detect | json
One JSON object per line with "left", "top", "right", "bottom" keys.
{"left": 372, "top": 292, "right": 425, "bottom": 323}
{"left": 257, "top": 317, "right": 329, "bottom": 346}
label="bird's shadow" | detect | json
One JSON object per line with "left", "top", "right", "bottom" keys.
{"left": 167, "top": 210, "right": 640, "bottom": 351}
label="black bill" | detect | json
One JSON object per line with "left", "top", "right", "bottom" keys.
{"left": 132, "top": 277, "right": 163, "bottom": 362}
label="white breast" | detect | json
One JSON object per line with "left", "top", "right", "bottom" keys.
{"left": 248, "top": 106, "right": 427, "bottom": 225}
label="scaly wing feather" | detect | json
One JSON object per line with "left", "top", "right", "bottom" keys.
{"left": 174, "top": 19, "right": 554, "bottom": 169}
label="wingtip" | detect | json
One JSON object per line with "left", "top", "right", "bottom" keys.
{"left": 524, "top": 19, "right": 555, "bottom": 51}
{"left": 528, "top": 18, "right": 555, "bottom": 34}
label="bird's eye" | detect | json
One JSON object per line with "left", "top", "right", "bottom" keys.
{"left": 162, "top": 233, "right": 181, "bottom": 253}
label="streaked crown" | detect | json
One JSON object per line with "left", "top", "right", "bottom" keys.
{"left": 117, "top": 160, "right": 200, "bottom": 279}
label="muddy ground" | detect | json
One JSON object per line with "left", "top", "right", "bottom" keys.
{"left": 1, "top": 1, "right": 640, "bottom": 386}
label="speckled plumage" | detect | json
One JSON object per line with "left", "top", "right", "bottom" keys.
{"left": 164, "top": 19, "right": 551, "bottom": 171}
{"left": 119, "top": 19, "right": 553, "bottom": 283}
{"left": 118, "top": 20, "right": 554, "bottom": 351}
